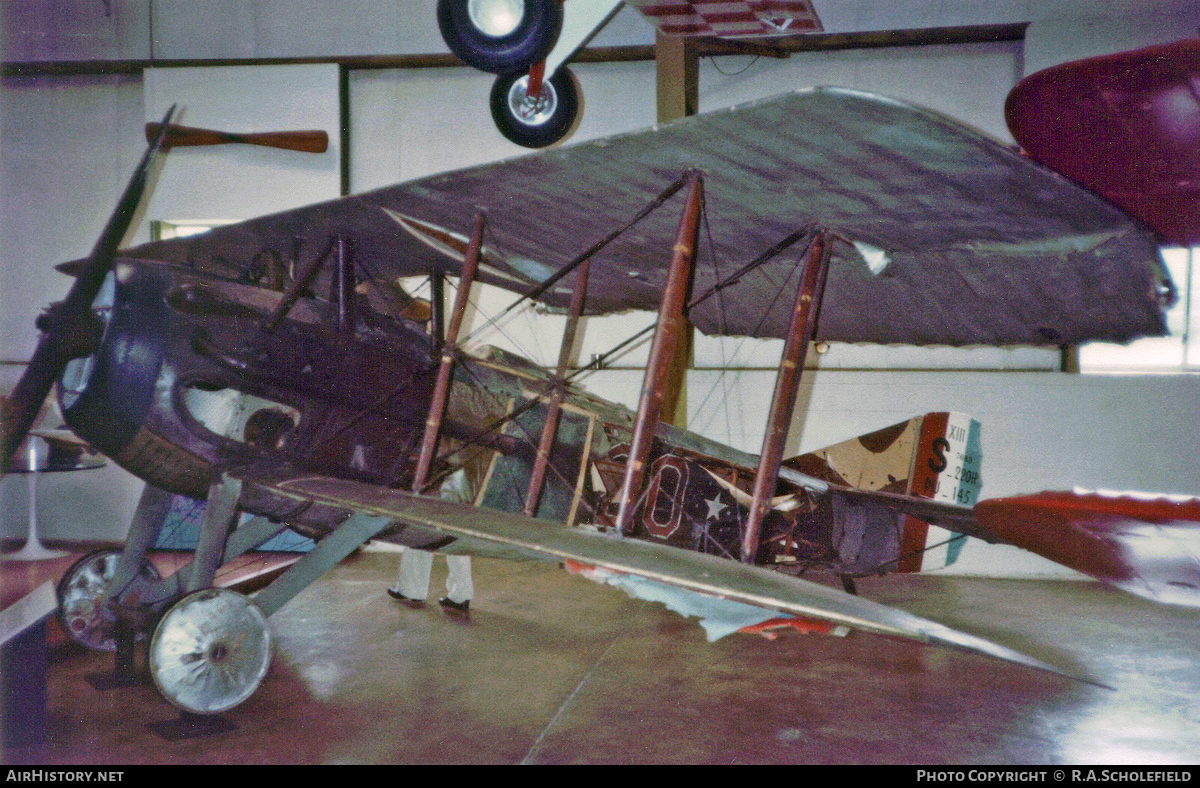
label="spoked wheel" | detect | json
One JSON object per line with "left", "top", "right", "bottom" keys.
{"left": 438, "top": 0, "right": 563, "bottom": 74}
{"left": 149, "top": 588, "right": 272, "bottom": 715}
{"left": 56, "top": 549, "right": 161, "bottom": 651}
{"left": 490, "top": 66, "right": 581, "bottom": 148}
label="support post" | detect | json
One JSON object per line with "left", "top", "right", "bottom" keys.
{"left": 412, "top": 212, "right": 486, "bottom": 493}
{"left": 526, "top": 60, "right": 546, "bottom": 101}
{"left": 116, "top": 514, "right": 288, "bottom": 612}
{"left": 524, "top": 257, "right": 591, "bottom": 518}
{"left": 613, "top": 172, "right": 703, "bottom": 535}
{"left": 105, "top": 484, "right": 175, "bottom": 604}
{"left": 252, "top": 513, "right": 393, "bottom": 617}
{"left": 330, "top": 235, "right": 356, "bottom": 333}
{"left": 656, "top": 32, "right": 698, "bottom": 124}
{"left": 186, "top": 474, "right": 243, "bottom": 592}
{"left": 430, "top": 270, "right": 446, "bottom": 348}
{"left": 656, "top": 31, "right": 698, "bottom": 429}
{"left": 740, "top": 232, "right": 832, "bottom": 564}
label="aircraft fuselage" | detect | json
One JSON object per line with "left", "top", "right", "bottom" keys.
{"left": 55, "top": 258, "right": 892, "bottom": 569}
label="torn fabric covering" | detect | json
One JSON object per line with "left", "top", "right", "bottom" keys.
{"left": 569, "top": 561, "right": 793, "bottom": 641}
{"left": 121, "top": 88, "right": 1170, "bottom": 346}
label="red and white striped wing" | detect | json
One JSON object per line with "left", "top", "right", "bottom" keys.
{"left": 628, "top": 0, "right": 822, "bottom": 38}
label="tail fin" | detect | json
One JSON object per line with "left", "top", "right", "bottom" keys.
{"left": 783, "top": 412, "right": 982, "bottom": 571}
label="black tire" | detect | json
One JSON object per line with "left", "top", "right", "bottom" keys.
{"left": 490, "top": 66, "right": 582, "bottom": 148}
{"left": 438, "top": 0, "right": 563, "bottom": 74}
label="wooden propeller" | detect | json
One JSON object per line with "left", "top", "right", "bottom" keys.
{"left": 144, "top": 123, "right": 329, "bottom": 154}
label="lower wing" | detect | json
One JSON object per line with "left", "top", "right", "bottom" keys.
{"left": 236, "top": 468, "right": 1100, "bottom": 685}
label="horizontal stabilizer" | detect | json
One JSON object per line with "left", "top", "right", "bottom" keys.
{"left": 975, "top": 490, "right": 1200, "bottom": 607}
{"left": 244, "top": 469, "right": 1099, "bottom": 685}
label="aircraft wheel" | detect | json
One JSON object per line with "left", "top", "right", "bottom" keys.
{"left": 149, "top": 588, "right": 272, "bottom": 715}
{"left": 56, "top": 549, "right": 161, "bottom": 652}
{"left": 438, "top": 0, "right": 562, "bottom": 74}
{"left": 490, "top": 66, "right": 582, "bottom": 148}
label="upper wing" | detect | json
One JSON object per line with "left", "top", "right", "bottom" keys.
{"left": 235, "top": 466, "right": 1096, "bottom": 685}
{"left": 120, "top": 87, "right": 1169, "bottom": 347}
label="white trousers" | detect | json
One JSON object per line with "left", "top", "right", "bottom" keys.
{"left": 394, "top": 549, "right": 473, "bottom": 604}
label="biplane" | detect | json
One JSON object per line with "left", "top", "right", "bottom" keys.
{"left": 4, "top": 47, "right": 1200, "bottom": 717}
{"left": 436, "top": 0, "right": 824, "bottom": 147}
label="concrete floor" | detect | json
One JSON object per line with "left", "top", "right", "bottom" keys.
{"left": 5, "top": 546, "right": 1200, "bottom": 765}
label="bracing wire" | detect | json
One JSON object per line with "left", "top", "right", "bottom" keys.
{"left": 853, "top": 532, "right": 970, "bottom": 578}
{"left": 460, "top": 171, "right": 696, "bottom": 349}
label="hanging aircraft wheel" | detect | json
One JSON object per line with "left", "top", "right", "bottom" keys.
{"left": 55, "top": 549, "right": 161, "bottom": 652}
{"left": 149, "top": 588, "right": 272, "bottom": 715}
{"left": 490, "top": 66, "right": 581, "bottom": 148}
{"left": 438, "top": 0, "right": 563, "bottom": 74}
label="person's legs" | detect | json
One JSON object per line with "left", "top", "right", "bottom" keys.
{"left": 443, "top": 555, "right": 473, "bottom": 606}
{"left": 390, "top": 549, "right": 434, "bottom": 601}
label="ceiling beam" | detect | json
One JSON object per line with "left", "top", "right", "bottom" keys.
{"left": 3, "top": 23, "right": 1027, "bottom": 78}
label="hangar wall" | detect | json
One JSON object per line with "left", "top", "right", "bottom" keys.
{"left": 2, "top": 2, "right": 1198, "bottom": 581}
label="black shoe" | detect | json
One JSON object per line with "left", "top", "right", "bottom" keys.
{"left": 438, "top": 597, "right": 469, "bottom": 615}
{"left": 388, "top": 588, "right": 425, "bottom": 608}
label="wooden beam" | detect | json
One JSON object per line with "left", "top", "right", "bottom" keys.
{"left": 613, "top": 172, "right": 703, "bottom": 536}
{"left": 2, "top": 25, "right": 1027, "bottom": 78}
{"left": 740, "top": 232, "right": 832, "bottom": 564}
{"left": 655, "top": 32, "right": 699, "bottom": 428}
{"left": 655, "top": 32, "right": 698, "bottom": 123}
{"left": 412, "top": 212, "right": 485, "bottom": 494}
{"left": 524, "top": 257, "right": 592, "bottom": 518}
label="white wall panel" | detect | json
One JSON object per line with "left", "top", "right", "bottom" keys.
{"left": 149, "top": 0, "right": 447, "bottom": 60}
{"left": 1, "top": 75, "right": 145, "bottom": 363}
{"left": 350, "top": 60, "right": 658, "bottom": 188}
{"left": 1, "top": 75, "right": 148, "bottom": 546}
{"left": 1024, "top": 8, "right": 1200, "bottom": 74}
{"left": 142, "top": 64, "right": 341, "bottom": 223}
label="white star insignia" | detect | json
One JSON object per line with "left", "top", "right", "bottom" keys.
{"left": 704, "top": 495, "right": 727, "bottom": 521}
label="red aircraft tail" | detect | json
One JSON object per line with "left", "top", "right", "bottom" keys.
{"left": 975, "top": 491, "right": 1200, "bottom": 607}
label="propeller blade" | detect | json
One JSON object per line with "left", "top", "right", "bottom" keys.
{"left": 1, "top": 106, "right": 177, "bottom": 472}
{"left": 145, "top": 123, "right": 329, "bottom": 154}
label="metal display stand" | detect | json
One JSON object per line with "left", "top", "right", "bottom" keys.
{"left": 5, "top": 432, "right": 105, "bottom": 561}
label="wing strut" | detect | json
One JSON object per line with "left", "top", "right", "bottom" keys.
{"left": 412, "top": 212, "right": 486, "bottom": 493}
{"left": 741, "top": 231, "right": 832, "bottom": 563}
{"left": 614, "top": 171, "right": 704, "bottom": 535}
{"left": 524, "top": 255, "right": 592, "bottom": 518}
